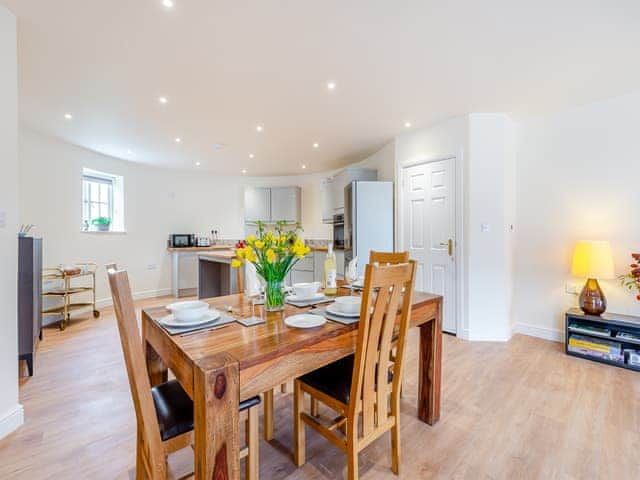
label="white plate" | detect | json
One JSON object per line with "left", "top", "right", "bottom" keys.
{"left": 160, "top": 309, "right": 221, "bottom": 328}
{"left": 286, "top": 292, "right": 325, "bottom": 302}
{"left": 326, "top": 303, "right": 361, "bottom": 318}
{"left": 284, "top": 314, "right": 327, "bottom": 329}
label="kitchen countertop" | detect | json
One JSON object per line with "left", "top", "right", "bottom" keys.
{"left": 198, "top": 250, "right": 236, "bottom": 261}
{"left": 167, "top": 245, "right": 234, "bottom": 253}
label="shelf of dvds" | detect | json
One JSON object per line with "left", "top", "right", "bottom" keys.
{"left": 565, "top": 308, "right": 640, "bottom": 372}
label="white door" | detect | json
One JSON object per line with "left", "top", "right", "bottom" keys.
{"left": 402, "top": 159, "right": 456, "bottom": 333}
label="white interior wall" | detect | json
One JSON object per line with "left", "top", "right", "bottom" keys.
{"left": 0, "top": 5, "right": 22, "bottom": 440}
{"left": 467, "top": 114, "right": 517, "bottom": 341}
{"left": 514, "top": 91, "right": 640, "bottom": 340}
{"left": 18, "top": 128, "right": 333, "bottom": 303}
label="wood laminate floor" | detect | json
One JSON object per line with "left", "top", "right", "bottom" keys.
{"left": 1, "top": 296, "right": 639, "bottom": 479}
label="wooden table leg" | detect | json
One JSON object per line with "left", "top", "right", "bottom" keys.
{"left": 417, "top": 299, "right": 442, "bottom": 425}
{"left": 144, "top": 338, "right": 167, "bottom": 387}
{"left": 194, "top": 353, "right": 241, "bottom": 480}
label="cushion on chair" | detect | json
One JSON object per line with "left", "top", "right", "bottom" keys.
{"left": 151, "top": 379, "right": 262, "bottom": 442}
{"left": 299, "top": 355, "right": 395, "bottom": 406}
{"left": 299, "top": 355, "right": 355, "bottom": 404}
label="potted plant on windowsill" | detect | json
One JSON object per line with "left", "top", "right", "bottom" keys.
{"left": 91, "top": 216, "right": 111, "bottom": 232}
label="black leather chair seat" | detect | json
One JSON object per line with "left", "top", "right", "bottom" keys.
{"left": 299, "top": 355, "right": 395, "bottom": 406}
{"left": 299, "top": 355, "right": 355, "bottom": 404}
{"left": 151, "top": 379, "right": 261, "bottom": 441}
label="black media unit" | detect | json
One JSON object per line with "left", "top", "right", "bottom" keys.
{"left": 565, "top": 308, "right": 640, "bottom": 372}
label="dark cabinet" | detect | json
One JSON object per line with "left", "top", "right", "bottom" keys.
{"left": 18, "top": 236, "right": 42, "bottom": 376}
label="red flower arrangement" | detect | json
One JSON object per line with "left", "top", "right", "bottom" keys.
{"left": 620, "top": 252, "right": 640, "bottom": 301}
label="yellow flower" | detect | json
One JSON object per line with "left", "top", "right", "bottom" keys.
{"left": 245, "top": 247, "right": 257, "bottom": 263}
{"left": 231, "top": 259, "right": 242, "bottom": 268}
{"left": 290, "top": 239, "right": 309, "bottom": 259}
{"left": 246, "top": 235, "right": 256, "bottom": 244}
{"left": 254, "top": 240, "right": 264, "bottom": 249}
{"left": 279, "top": 235, "right": 287, "bottom": 244}
{"left": 266, "top": 249, "right": 276, "bottom": 263}
{"left": 265, "top": 231, "right": 275, "bottom": 242}
{"left": 236, "top": 247, "right": 245, "bottom": 259}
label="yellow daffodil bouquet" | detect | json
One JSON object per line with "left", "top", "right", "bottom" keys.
{"left": 232, "top": 221, "right": 310, "bottom": 311}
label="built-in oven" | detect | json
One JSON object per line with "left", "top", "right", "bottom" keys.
{"left": 332, "top": 213, "right": 345, "bottom": 250}
{"left": 168, "top": 234, "right": 195, "bottom": 248}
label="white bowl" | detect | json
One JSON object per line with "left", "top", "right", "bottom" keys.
{"left": 166, "top": 301, "right": 209, "bottom": 322}
{"left": 334, "top": 296, "right": 361, "bottom": 315}
{"left": 292, "top": 282, "right": 321, "bottom": 300}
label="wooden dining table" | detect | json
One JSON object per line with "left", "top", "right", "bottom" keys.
{"left": 141, "top": 286, "right": 442, "bottom": 480}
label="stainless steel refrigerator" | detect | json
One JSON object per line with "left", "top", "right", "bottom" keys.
{"left": 344, "top": 181, "right": 394, "bottom": 277}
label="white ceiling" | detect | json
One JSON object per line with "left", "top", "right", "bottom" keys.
{"left": 4, "top": 0, "right": 640, "bottom": 175}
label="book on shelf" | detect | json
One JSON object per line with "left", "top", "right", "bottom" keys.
{"left": 568, "top": 322, "right": 611, "bottom": 337}
{"left": 616, "top": 331, "right": 640, "bottom": 342}
{"left": 568, "top": 334, "right": 624, "bottom": 363}
{"left": 624, "top": 349, "right": 640, "bottom": 366}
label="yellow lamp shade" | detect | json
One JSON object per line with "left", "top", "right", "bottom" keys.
{"left": 571, "top": 240, "right": 615, "bottom": 280}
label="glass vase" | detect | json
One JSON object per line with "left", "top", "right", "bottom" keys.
{"left": 264, "top": 278, "right": 285, "bottom": 312}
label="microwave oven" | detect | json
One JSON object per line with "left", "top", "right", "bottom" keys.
{"left": 168, "top": 234, "right": 195, "bottom": 248}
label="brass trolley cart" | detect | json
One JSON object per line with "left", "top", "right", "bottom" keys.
{"left": 42, "top": 263, "right": 100, "bottom": 330}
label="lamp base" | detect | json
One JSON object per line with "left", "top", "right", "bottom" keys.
{"left": 579, "top": 278, "right": 607, "bottom": 316}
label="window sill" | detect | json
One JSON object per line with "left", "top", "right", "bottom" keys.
{"left": 81, "top": 230, "right": 127, "bottom": 235}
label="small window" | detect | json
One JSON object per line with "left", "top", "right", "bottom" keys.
{"left": 82, "top": 168, "right": 125, "bottom": 232}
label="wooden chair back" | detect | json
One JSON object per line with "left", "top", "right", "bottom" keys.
{"left": 348, "top": 260, "right": 416, "bottom": 438}
{"left": 107, "top": 267, "right": 166, "bottom": 478}
{"left": 369, "top": 251, "right": 410, "bottom": 265}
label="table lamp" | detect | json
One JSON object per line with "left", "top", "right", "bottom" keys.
{"left": 571, "top": 240, "right": 615, "bottom": 315}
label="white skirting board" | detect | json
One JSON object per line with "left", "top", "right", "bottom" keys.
{"left": 0, "top": 404, "right": 24, "bottom": 441}
{"left": 513, "top": 322, "right": 563, "bottom": 342}
{"left": 95, "top": 288, "right": 172, "bottom": 309}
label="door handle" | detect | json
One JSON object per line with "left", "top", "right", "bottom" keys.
{"left": 439, "top": 239, "right": 454, "bottom": 256}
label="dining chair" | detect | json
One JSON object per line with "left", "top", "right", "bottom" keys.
{"left": 293, "top": 260, "right": 417, "bottom": 480}
{"left": 368, "top": 251, "right": 410, "bottom": 395}
{"left": 368, "top": 251, "right": 410, "bottom": 265}
{"left": 106, "top": 266, "right": 261, "bottom": 480}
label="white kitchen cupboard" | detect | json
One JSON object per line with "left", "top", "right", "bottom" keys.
{"left": 336, "top": 249, "right": 345, "bottom": 279}
{"left": 270, "top": 187, "right": 301, "bottom": 223}
{"left": 244, "top": 187, "right": 271, "bottom": 223}
{"left": 320, "top": 178, "right": 334, "bottom": 223}
{"left": 320, "top": 168, "right": 377, "bottom": 222}
{"left": 244, "top": 186, "right": 300, "bottom": 223}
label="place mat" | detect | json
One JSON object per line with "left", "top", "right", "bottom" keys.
{"left": 308, "top": 307, "right": 360, "bottom": 325}
{"left": 156, "top": 313, "right": 236, "bottom": 336}
{"left": 286, "top": 295, "right": 335, "bottom": 308}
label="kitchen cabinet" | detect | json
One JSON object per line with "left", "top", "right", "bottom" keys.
{"left": 291, "top": 270, "right": 314, "bottom": 284}
{"left": 244, "top": 186, "right": 300, "bottom": 223}
{"left": 244, "top": 187, "right": 271, "bottom": 223}
{"left": 320, "top": 178, "right": 334, "bottom": 223}
{"left": 320, "top": 168, "right": 377, "bottom": 222}
{"left": 336, "top": 249, "right": 345, "bottom": 279}
{"left": 270, "top": 186, "right": 301, "bottom": 223}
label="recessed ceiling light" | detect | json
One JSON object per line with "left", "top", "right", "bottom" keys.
{"left": 256, "top": 125, "right": 263, "bottom": 132}
{"left": 64, "top": 113, "right": 73, "bottom": 120}
{"left": 195, "top": 161, "right": 201, "bottom": 166}
{"left": 162, "top": 0, "right": 174, "bottom": 7}
{"left": 302, "top": 164, "right": 307, "bottom": 169}
{"left": 249, "top": 153, "right": 254, "bottom": 159}
{"left": 175, "top": 137, "right": 181, "bottom": 143}
{"left": 312, "top": 142, "right": 319, "bottom": 149}
{"left": 158, "top": 96, "right": 168, "bottom": 104}
{"left": 241, "top": 168, "right": 247, "bottom": 174}
{"left": 404, "top": 121, "right": 412, "bottom": 128}
{"left": 327, "top": 81, "right": 336, "bottom": 90}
